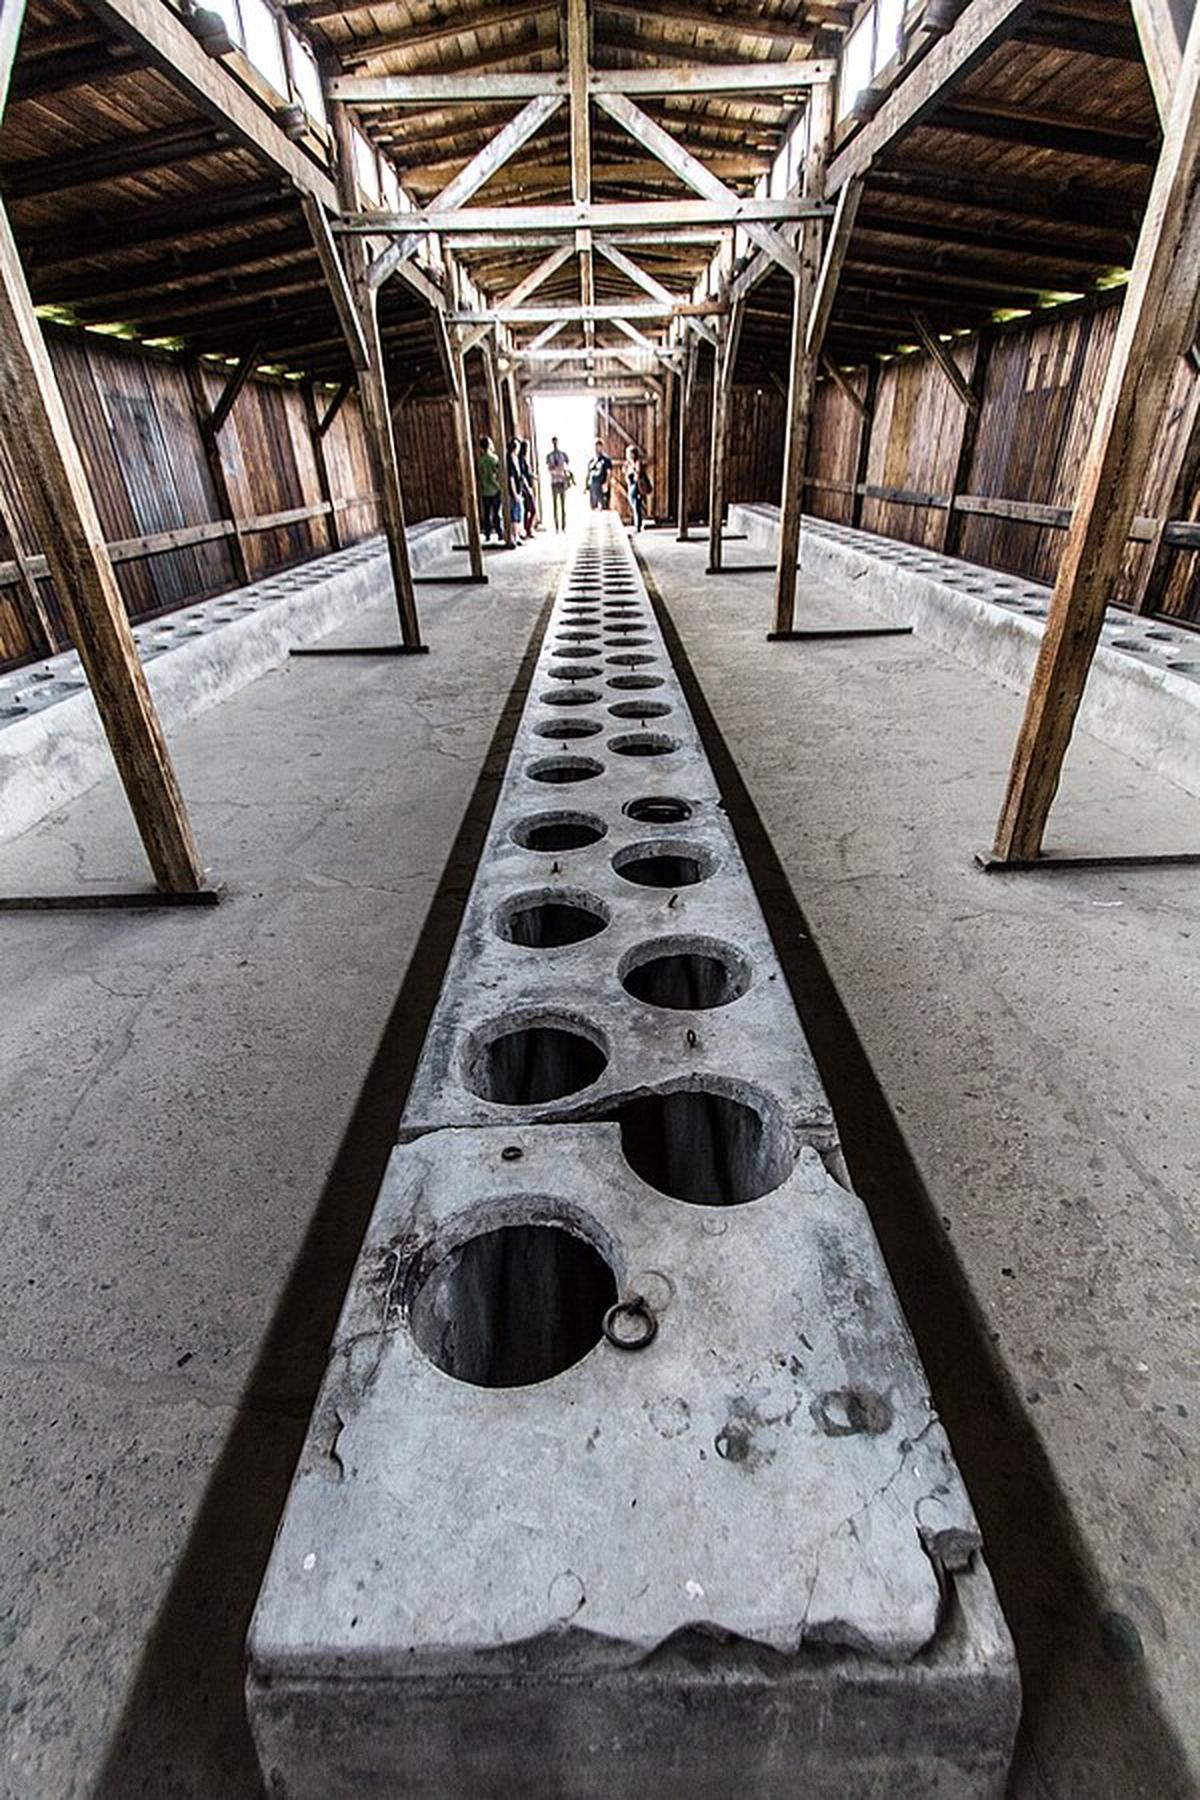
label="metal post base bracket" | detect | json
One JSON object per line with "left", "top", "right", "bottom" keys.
{"left": 0, "top": 885, "right": 223, "bottom": 911}
{"left": 977, "top": 850, "right": 1200, "bottom": 873}
{"left": 413, "top": 575, "right": 489, "bottom": 586}
{"left": 768, "top": 626, "right": 914, "bottom": 641}
{"left": 290, "top": 644, "right": 430, "bottom": 657}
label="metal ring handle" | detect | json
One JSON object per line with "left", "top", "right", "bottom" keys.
{"left": 602, "top": 1295, "right": 658, "bottom": 1351}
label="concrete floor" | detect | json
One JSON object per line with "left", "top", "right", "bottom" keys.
{"left": 0, "top": 520, "right": 1196, "bottom": 1797}
{"left": 637, "top": 531, "right": 1200, "bottom": 1800}
{"left": 0, "top": 539, "right": 558, "bottom": 1797}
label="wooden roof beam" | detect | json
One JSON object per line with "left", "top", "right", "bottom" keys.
{"left": 596, "top": 90, "right": 804, "bottom": 278}
{"left": 328, "top": 62, "right": 833, "bottom": 104}
{"left": 0, "top": 0, "right": 26, "bottom": 124}
{"left": 368, "top": 92, "right": 561, "bottom": 288}
{"left": 926, "top": 100, "right": 1159, "bottom": 162}
{"left": 1129, "top": 0, "right": 1189, "bottom": 118}
{"left": 81, "top": 0, "right": 337, "bottom": 206}
{"left": 337, "top": 198, "right": 824, "bottom": 234}
{"left": 2, "top": 122, "right": 232, "bottom": 200}
{"left": 825, "top": 0, "right": 1037, "bottom": 193}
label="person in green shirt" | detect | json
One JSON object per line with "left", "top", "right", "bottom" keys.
{"left": 476, "top": 435, "right": 503, "bottom": 541}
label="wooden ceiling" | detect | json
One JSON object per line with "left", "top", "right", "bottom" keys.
{"left": 0, "top": 0, "right": 1163, "bottom": 390}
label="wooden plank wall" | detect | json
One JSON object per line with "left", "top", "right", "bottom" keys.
{"left": 678, "top": 374, "right": 788, "bottom": 526}
{"left": 0, "top": 326, "right": 423, "bottom": 672}
{"left": 805, "top": 298, "right": 1200, "bottom": 624}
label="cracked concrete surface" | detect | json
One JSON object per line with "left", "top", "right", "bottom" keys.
{"left": 634, "top": 530, "right": 1200, "bottom": 1800}
{"left": 0, "top": 536, "right": 558, "bottom": 1797}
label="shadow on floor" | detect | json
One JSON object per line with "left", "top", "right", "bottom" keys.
{"left": 95, "top": 592, "right": 555, "bottom": 1798}
{"left": 640, "top": 550, "right": 1193, "bottom": 1800}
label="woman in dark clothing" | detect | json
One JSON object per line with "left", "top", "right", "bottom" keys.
{"left": 517, "top": 438, "right": 538, "bottom": 537}
{"left": 624, "top": 444, "right": 652, "bottom": 531}
{"left": 505, "top": 437, "right": 525, "bottom": 540}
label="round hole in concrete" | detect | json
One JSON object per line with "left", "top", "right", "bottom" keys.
{"left": 548, "top": 662, "right": 603, "bottom": 682}
{"left": 494, "top": 888, "right": 609, "bottom": 948}
{"left": 608, "top": 673, "right": 664, "bottom": 691}
{"left": 623, "top": 795, "right": 693, "bottom": 823}
{"left": 611, "top": 1081, "right": 790, "bottom": 1206}
{"left": 533, "top": 716, "right": 602, "bottom": 739}
{"left": 613, "top": 839, "right": 715, "bottom": 886}
{"left": 619, "top": 936, "right": 750, "bottom": 1010}
{"left": 608, "top": 732, "right": 679, "bottom": 758}
{"left": 527, "top": 754, "right": 604, "bottom": 783}
{"left": 512, "top": 810, "right": 607, "bottom": 853}
{"left": 540, "top": 687, "right": 601, "bottom": 707}
{"left": 608, "top": 700, "right": 673, "bottom": 721}
{"left": 465, "top": 1013, "right": 609, "bottom": 1105}
{"left": 556, "top": 631, "right": 601, "bottom": 645}
{"left": 606, "top": 654, "right": 657, "bottom": 668}
{"left": 1169, "top": 659, "right": 1200, "bottom": 673}
{"left": 409, "top": 1218, "right": 617, "bottom": 1387}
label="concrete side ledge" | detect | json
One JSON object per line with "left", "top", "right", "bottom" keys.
{"left": 730, "top": 503, "right": 1200, "bottom": 802}
{"left": 0, "top": 518, "right": 465, "bottom": 847}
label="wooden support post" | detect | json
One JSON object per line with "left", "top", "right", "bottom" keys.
{"left": 943, "top": 330, "right": 992, "bottom": 557}
{"left": 661, "top": 363, "right": 676, "bottom": 525}
{"left": 772, "top": 78, "right": 835, "bottom": 632}
{"left": 677, "top": 336, "right": 696, "bottom": 540}
{"left": 482, "top": 337, "right": 515, "bottom": 547}
{"left": 992, "top": 9, "right": 1200, "bottom": 863}
{"left": 706, "top": 294, "right": 743, "bottom": 572}
{"left": 437, "top": 311, "right": 485, "bottom": 579}
{"left": 186, "top": 357, "right": 250, "bottom": 587}
{"left": 851, "top": 362, "right": 879, "bottom": 529}
{"left": 1131, "top": 365, "right": 1200, "bottom": 611}
{"left": 327, "top": 96, "right": 421, "bottom": 647}
{"left": 0, "top": 196, "right": 204, "bottom": 892}
{"left": 0, "top": 473, "right": 56, "bottom": 653}
{"left": 303, "top": 379, "right": 340, "bottom": 551}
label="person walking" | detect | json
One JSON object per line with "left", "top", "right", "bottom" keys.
{"left": 545, "top": 436, "right": 572, "bottom": 532}
{"left": 586, "top": 439, "right": 613, "bottom": 511}
{"left": 476, "top": 435, "right": 502, "bottom": 542}
{"left": 624, "top": 443, "right": 652, "bottom": 531}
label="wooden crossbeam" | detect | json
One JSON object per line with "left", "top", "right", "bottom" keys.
{"left": 825, "top": 0, "right": 1035, "bottom": 193}
{"left": 336, "top": 199, "right": 823, "bottom": 234}
{"left": 451, "top": 302, "right": 721, "bottom": 322}
{"left": 595, "top": 90, "right": 802, "bottom": 279}
{"left": 992, "top": 6, "right": 1200, "bottom": 862}
{"left": 329, "top": 61, "right": 834, "bottom": 104}
{"left": 368, "top": 94, "right": 561, "bottom": 289}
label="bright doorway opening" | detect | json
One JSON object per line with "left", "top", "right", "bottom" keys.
{"left": 530, "top": 394, "right": 595, "bottom": 535}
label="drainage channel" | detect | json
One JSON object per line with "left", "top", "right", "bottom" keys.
{"left": 247, "top": 516, "right": 1019, "bottom": 1799}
